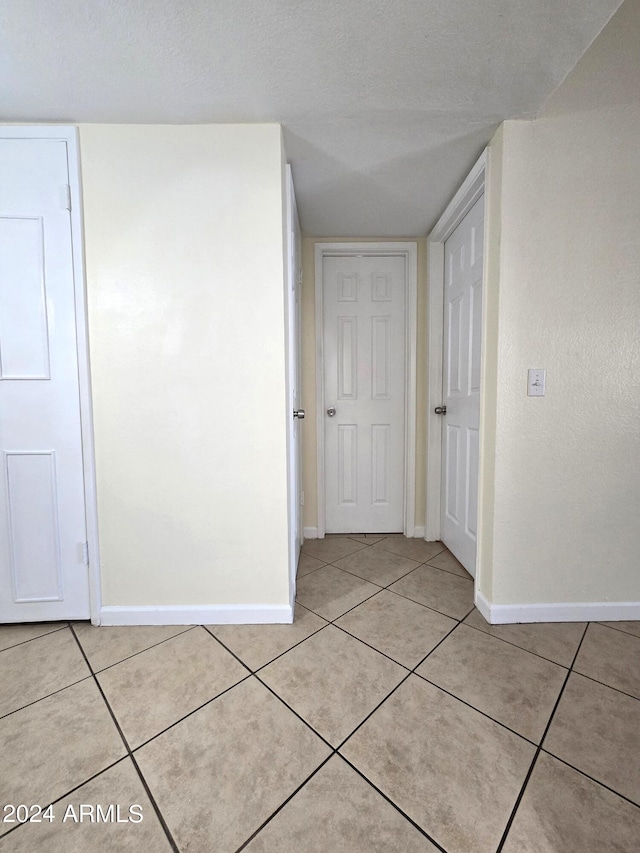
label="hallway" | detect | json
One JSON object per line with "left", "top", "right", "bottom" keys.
{"left": 1, "top": 535, "right": 639, "bottom": 851}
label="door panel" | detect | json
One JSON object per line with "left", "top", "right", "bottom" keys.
{"left": 323, "top": 254, "right": 405, "bottom": 533}
{"left": 0, "top": 138, "right": 89, "bottom": 621}
{"left": 440, "top": 195, "right": 484, "bottom": 575}
{"left": 6, "top": 452, "right": 62, "bottom": 601}
{"left": 0, "top": 217, "right": 51, "bottom": 378}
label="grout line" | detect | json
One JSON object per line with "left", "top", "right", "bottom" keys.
{"left": 234, "top": 753, "right": 335, "bottom": 852}
{"left": 404, "top": 618, "right": 547, "bottom": 748}
{"left": 131, "top": 672, "right": 254, "bottom": 752}
{"left": 422, "top": 560, "right": 474, "bottom": 580}
{"left": 338, "top": 754, "right": 450, "bottom": 853}
{"left": 295, "top": 556, "right": 333, "bottom": 579}
{"left": 92, "top": 625, "right": 197, "bottom": 674}
{"left": 0, "top": 673, "right": 94, "bottom": 722}
{"left": 537, "top": 749, "right": 640, "bottom": 811}
{"left": 570, "top": 669, "right": 640, "bottom": 703}
{"left": 332, "top": 561, "right": 421, "bottom": 589}
{"left": 0, "top": 622, "right": 69, "bottom": 655}
{"left": 460, "top": 618, "right": 575, "bottom": 669}
{"left": 295, "top": 565, "right": 326, "bottom": 580}
{"left": 297, "top": 563, "right": 385, "bottom": 598}
{"left": 494, "top": 622, "right": 591, "bottom": 853}
{"left": 0, "top": 624, "right": 204, "bottom": 722}
{"left": 252, "top": 624, "right": 331, "bottom": 675}
{"left": 214, "top": 626, "right": 417, "bottom": 760}
{"left": 0, "top": 755, "right": 130, "bottom": 841}
{"left": 297, "top": 585, "right": 385, "bottom": 624}
{"left": 294, "top": 601, "right": 330, "bottom": 622}
{"left": 207, "top": 631, "right": 338, "bottom": 752}
{"left": 128, "top": 752, "right": 181, "bottom": 853}
{"left": 381, "top": 583, "right": 467, "bottom": 622}
{"left": 330, "top": 621, "right": 412, "bottom": 672}
{"left": 335, "top": 669, "right": 415, "bottom": 752}
{"left": 412, "top": 561, "right": 474, "bottom": 583}
{"left": 347, "top": 534, "right": 390, "bottom": 545}
{"left": 301, "top": 538, "right": 448, "bottom": 576}
{"left": 595, "top": 622, "right": 640, "bottom": 641}
{"left": 68, "top": 624, "right": 181, "bottom": 853}
{"left": 212, "top": 617, "right": 437, "bottom": 765}
{"left": 311, "top": 562, "right": 386, "bottom": 588}
{"left": 330, "top": 618, "right": 470, "bottom": 755}
{"left": 383, "top": 584, "right": 469, "bottom": 621}
{"left": 413, "top": 671, "right": 538, "bottom": 749}
{"left": 325, "top": 588, "right": 386, "bottom": 622}
{"left": 373, "top": 542, "right": 448, "bottom": 562}
{"left": 410, "top": 615, "right": 466, "bottom": 671}
{"left": 460, "top": 604, "right": 476, "bottom": 622}
{"left": 201, "top": 627, "right": 253, "bottom": 674}
{"left": 299, "top": 543, "right": 464, "bottom": 601}
{"left": 205, "top": 622, "right": 326, "bottom": 676}
{"left": 249, "top": 670, "right": 336, "bottom": 753}
{"left": 298, "top": 573, "right": 465, "bottom": 626}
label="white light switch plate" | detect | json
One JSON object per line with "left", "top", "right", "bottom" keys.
{"left": 528, "top": 369, "right": 546, "bottom": 397}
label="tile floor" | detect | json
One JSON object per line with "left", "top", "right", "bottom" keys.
{"left": 1, "top": 535, "right": 639, "bottom": 851}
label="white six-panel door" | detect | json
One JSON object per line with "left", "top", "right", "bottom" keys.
{"left": 0, "top": 137, "right": 90, "bottom": 621}
{"left": 440, "top": 195, "right": 484, "bottom": 575}
{"left": 323, "top": 255, "right": 406, "bottom": 533}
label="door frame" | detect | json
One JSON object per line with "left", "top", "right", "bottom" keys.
{"left": 1, "top": 125, "right": 102, "bottom": 624}
{"left": 425, "top": 149, "right": 487, "bottom": 542}
{"left": 285, "top": 165, "right": 302, "bottom": 610}
{"left": 314, "top": 242, "right": 418, "bottom": 538}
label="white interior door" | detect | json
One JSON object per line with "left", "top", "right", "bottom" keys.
{"left": 440, "top": 195, "right": 484, "bottom": 575}
{"left": 0, "top": 137, "right": 90, "bottom": 622}
{"left": 285, "top": 167, "right": 303, "bottom": 596}
{"left": 323, "top": 254, "right": 406, "bottom": 533}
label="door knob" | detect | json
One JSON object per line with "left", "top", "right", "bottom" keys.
{"left": 293, "top": 409, "right": 305, "bottom": 419}
{"left": 327, "top": 407, "right": 336, "bottom": 417}
{"left": 434, "top": 406, "right": 447, "bottom": 415}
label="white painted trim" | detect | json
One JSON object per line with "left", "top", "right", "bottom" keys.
{"left": 426, "top": 151, "right": 487, "bottom": 543}
{"left": 475, "top": 589, "right": 493, "bottom": 623}
{"left": 0, "top": 126, "right": 102, "bottom": 625}
{"left": 99, "top": 603, "right": 294, "bottom": 626}
{"left": 284, "top": 164, "right": 303, "bottom": 613}
{"left": 413, "top": 525, "right": 425, "bottom": 538}
{"left": 404, "top": 246, "right": 418, "bottom": 538}
{"left": 314, "top": 242, "right": 418, "bottom": 538}
{"left": 303, "top": 526, "right": 319, "bottom": 539}
{"left": 475, "top": 590, "right": 640, "bottom": 624}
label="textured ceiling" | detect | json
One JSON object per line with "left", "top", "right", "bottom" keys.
{"left": 0, "top": 0, "right": 623, "bottom": 236}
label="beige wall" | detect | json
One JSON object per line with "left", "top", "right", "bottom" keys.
{"left": 301, "top": 237, "right": 428, "bottom": 534}
{"left": 479, "top": 0, "right": 640, "bottom": 607}
{"left": 80, "top": 124, "right": 291, "bottom": 608}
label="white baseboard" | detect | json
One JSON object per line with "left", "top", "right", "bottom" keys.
{"left": 413, "top": 526, "right": 425, "bottom": 538}
{"left": 475, "top": 590, "right": 640, "bottom": 624}
{"left": 475, "top": 591, "right": 493, "bottom": 622}
{"left": 99, "top": 603, "right": 294, "bottom": 627}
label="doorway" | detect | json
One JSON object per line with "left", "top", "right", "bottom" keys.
{"left": 315, "top": 243, "right": 417, "bottom": 538}
{"left": 426, "top": 151, "right": 487, "bottom": 578}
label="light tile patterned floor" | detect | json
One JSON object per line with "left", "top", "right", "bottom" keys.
{"left": 1, "top": 535, "right": 639, "bottom": 851}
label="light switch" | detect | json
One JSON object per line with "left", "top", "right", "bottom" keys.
{"left": 528, "top": 369, "right": 546, "bottom": 397}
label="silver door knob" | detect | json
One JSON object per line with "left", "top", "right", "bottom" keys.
{"left": 327, "top": 407, "right": 336, "bottom": 417}
{"left": 293, "top": 409, "right": 305, "bottom": 419}
{"left": 434, "top": 406, "right": 447, "bottom": 415}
